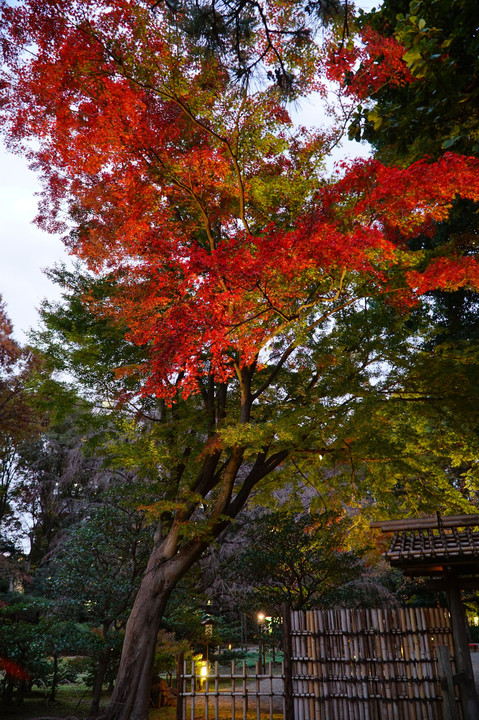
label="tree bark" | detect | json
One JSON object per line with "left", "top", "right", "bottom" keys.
{"left": 90, "top": 646, "right": 111, "bottom": 716}
{"left": 98, "top": 541, "right": 202, "bottom": 720}
{"left": 48, "top": 654, "right": 58, "bottom": 702}
{"left": 98, "top": 440, "right": 287, "bottom": 720}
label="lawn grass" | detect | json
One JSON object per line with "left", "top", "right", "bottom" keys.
{"left": 2, "top": 683, "right": 284, "bottom": 720}
{"left": 2, "top": 683, "right": 95, "bottom": 719}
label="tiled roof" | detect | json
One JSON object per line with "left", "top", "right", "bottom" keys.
{"left": 385, "top": 527, "right": 479, "bottom": 564}
{"left": 371, "top": 514, "right": 479, "bottom": 568}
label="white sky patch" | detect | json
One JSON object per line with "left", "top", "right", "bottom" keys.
{"left": 0, "top": 150, "right": 71, "bottom": 342}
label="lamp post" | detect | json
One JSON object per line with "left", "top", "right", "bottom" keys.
{"left": 202, "top": 616, "right": 214, "bottom": 666}
{"left": 257, "top": 612, "right": 265, "bottom": 673}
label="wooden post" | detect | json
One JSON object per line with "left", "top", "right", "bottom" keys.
{"left": 437, "top": 645, "right": 460, "bottom": 720}
{"left": 175, "top": 653, "right": 184, "bottom": 720}
{"left": 282, "top": 602, "right": 294, "bottom": 720}
{"left": 446, "top": 574, "right": 479, "bottom": 720}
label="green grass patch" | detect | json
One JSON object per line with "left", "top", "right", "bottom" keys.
{"left": 2, "top": 683, "right": 100, "bottom": 720}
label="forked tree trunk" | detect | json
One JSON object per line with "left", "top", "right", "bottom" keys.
{"left": 99, "top": 434, "right": 281, "bottom": 720}
{"left": 99, "top": 543, "right": 201, "bottom": 720}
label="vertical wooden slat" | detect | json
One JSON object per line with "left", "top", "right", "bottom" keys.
{"left": 231, "top": 660, "right": 236, "bottom": 720}
{"left": 176, "top": 653, "right": 184, "bottom": 720}
{"left": 312, "top": 608, "right": 320, "bottom": 720}
{"left": 214, "top": 661, "right": 219, "bottom": 720}
{"left": 244, "top": 660, "right": 248, "bottom": 720}
{"left": 437, "top": 644, "right": 460, "bottom": 720}
{"left": 255, "top": 660, "right": 261, "bottom": 720}
{"left": 268, "top": 660, "right": 273, "bottom": 720}
{"left": 317, "top": 607, "right": 328, "bottom": 720}
{"left": 191, "top": 660, "right": 195, "bottom": 720}
{"left": 204, "top": 661, "right": 209, "bottom": 720}
{"left": 283, "top": 603, "right": 294, "bottom": 720}
{"left": 305, "top": 610, "right": 315, "bottom": 720}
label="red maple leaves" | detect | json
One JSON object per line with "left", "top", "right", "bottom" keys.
{"left": 1, "top": 0, "right": 479, "bottom": 400}
{"left": 326, "top": 26, "right": 415, "bottom": 99}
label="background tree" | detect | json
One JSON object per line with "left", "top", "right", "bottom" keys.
{"left": 322, "top": 0, "right": 479, "bottom": 514}
{"left": 348, "top": 0, "right": 479, "bottom": 160}
{"left": 216, "top": 510, "right": 365, "bottom": 612}
{"left": 0, "top": 593, "right": 88, "bottom": 706}
{"left": 0, "top": 297, "right": 44, "bottom": 591}
{"left": 41, "top": 502, "right": 154, "bottom": 715}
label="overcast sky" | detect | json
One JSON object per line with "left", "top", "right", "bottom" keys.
{"left": 0, "top": 151, "right": 71, "bottom": 342}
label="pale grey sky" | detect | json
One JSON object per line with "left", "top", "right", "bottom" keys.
{"left": 0, "top": 151, "right": 70, "bottom": 342}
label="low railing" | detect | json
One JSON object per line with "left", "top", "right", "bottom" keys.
{"left": 176, "top": 658, "right": 285, "bottom": 720}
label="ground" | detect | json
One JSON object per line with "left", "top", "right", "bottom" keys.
{"left": 1, "top": 683, "right": 283, "bottom": 720}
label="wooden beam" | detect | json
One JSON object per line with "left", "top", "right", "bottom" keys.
{"left": 370, "top": 514, "right": 479, "bottom": 532}
{"left": 445, "top": 575, "right": 479, "bottom": 720}
{"left": 436, "top": 645, "right": 461, "bottom": 720}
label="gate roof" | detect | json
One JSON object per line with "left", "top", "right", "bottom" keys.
{"left": 370, "top": 513, "right": 479, "bottom": 579}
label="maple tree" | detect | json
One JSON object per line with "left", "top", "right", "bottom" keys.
{"left": 3, "top": 1, "right": 479, "bottom": 718}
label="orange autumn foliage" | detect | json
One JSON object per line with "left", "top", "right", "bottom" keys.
{"left": 1, "top": 0, "right": 479, "bottom": 402}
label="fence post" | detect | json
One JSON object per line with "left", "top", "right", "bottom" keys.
{"left": 446, "top": 576, "right": 479, "bottom": 720}
{"left": 282, "top": 602, "right": 294, "bottom": 720}
{"left": 175, "top": 652, "right": 184, "bottom": 720}
{"left": 437, "top": 645, "right": 460, "bottom": 720}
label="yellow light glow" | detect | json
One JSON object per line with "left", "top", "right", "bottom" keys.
{"left": 200, "top": 665, "right": 208, "bottom": 677}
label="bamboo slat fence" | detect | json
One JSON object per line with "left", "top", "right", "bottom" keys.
{"left": 176, "top": 606, "right": 459, "bottom": 720}
{"left": 290, "top": 607, "right": 458, "bottom": 720}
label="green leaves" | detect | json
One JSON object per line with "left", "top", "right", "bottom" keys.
{"left": 224, "top": 510, "right": 366, "bottom": 611}
{"left": 358, "top": 0, "right": 479, "bottom": 162}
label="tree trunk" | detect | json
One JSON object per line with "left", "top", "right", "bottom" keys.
{"left": 90, "top": 647, "right": 111, "bottom": 716}
{"left": 49, "top": 654, "right": 58, "bottom": 702}
{"left": 98, "top": 435, "right": 282, "bottom": 720}
{"left": 98, "top": 544, "right": 201, "bottom": 720}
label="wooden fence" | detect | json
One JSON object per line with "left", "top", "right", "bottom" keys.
{"left": 288, "top": 607, "right": 458, "bottom": 720}
{"left": 176, "top": 658, "right": 285, "bottom": 720}
{"left": 176, "top": 606, "right": 459, "bottom": 720}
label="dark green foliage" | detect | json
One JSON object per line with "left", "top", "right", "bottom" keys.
{"left": 36, "top": 501, "right": 154, "bottom": 707}
{"left": 0, "top": 594, "right": 89, "bottom": 704}
{"left": 43, "top": 503, "right": 153, "bottom": 626}
{"left": 354, "top": 0, "right": 479, "bottom": 161}
{"left": 153, "top": 0, "right": 346, "bottom": 90}
{"left": 223, "top": 510, "right": 366, "bottom": 611}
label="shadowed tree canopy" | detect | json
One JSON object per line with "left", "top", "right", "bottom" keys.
{"left": 347, "top": 0, "right": 479, "bottom": 161}
{"left": 326, "top": 0, "right": 479, "bottom": 506}
{"left": 221, "top": 510, "right": 365, "bottom": 611}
